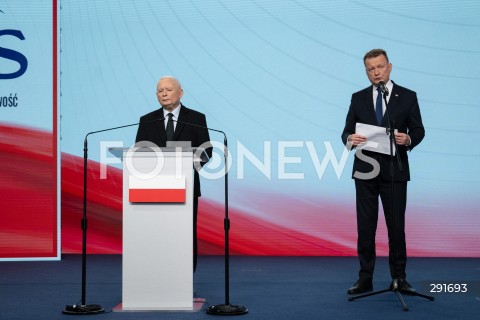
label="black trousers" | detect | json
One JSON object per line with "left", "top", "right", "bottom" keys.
{"left": 355, "top": 178, "right": 407, "bottom": 281}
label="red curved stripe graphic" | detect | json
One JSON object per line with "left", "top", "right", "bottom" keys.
{"left": 60, "top": 152, "right": 357, "bottom": 255}
{"left": 2, "top": 123, "right": 479, "bottom": 257}
{"left": 0, "top": 123, "right": 57, "bottom": 258}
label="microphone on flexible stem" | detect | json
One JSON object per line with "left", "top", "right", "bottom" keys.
{"left": 376, "top": 82, "right": 403, "bottom": 173}
{"left": 171, "top": 118, "right": 248, "bottom": 315}
{"left": 63, "top": 117, "right": 164, "bottom": 315}
{"left": 378, "top": 81, "right": 389, "bottom": 96}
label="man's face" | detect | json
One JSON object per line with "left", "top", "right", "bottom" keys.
{"left": 156, "top": 78, "right": 183, "bottom": 111}
{"left": 364, "top": 54, "right": 392, "bottom": 85}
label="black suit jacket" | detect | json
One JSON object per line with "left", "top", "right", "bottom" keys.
{"left": 135, "top": 104, "right": 212, "bottom": 197}
{"left": 341, "top": 82, "right": 425, "bottom": 181}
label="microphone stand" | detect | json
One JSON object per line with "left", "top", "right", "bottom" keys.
{"left": 172, "top": 119, "right": 247, "bottom": 315}
{"left": 348, "top": 87, "right": 434, "bottom": 311}
{"left": 63, "top": 120, "right": 158, "bottom": 315}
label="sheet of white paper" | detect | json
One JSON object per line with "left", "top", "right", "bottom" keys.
{"left": 355, "top": 123, "right": 397, "bottom": 156}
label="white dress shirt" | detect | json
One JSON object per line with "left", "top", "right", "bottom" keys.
{"left": 163, "top": 104, "right": 181, "bottom": 130}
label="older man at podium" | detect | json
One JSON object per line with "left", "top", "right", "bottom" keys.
{"left": 135, "top": 76, "right": 212, "bottom": 272}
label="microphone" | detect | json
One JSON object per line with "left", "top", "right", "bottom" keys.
{"left": 64, "top": 115, "right": 165, "bottom": 315}
{"left": 378, "top": 81, "right": 389, "bottom": 96}
{"left": 171, "top": 118, "right": 248, "bottom": 315}
{"left": 85, "top": 116, "right": 165, "bottom": 142}
{"left": 171, "top": 118, "right": 225, "bottom": 143}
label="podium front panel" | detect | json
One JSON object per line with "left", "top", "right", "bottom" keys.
{"left": 122, "top": 149, "right": 194, "bottom": 310}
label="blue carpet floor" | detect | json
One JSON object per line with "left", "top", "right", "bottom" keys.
{"left": 0, "top": 255, "right": 479, "bottom": 319}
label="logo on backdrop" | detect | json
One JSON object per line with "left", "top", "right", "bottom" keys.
{"left": 1, "top": 9, "right": 28, "bottom": 108}
{"left": 0, "top": 29, "right": 28, "bottom": 80}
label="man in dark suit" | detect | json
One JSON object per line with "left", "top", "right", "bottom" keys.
{"left": 135, "top": 76, "right": 212, "bottom": 272}
{"left": 341, "top": 49, "right": 425, "bottom": 295}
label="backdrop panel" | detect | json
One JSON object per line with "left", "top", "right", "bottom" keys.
{"left": 0, "top": 0, "right": 60, "bottom": 260}
{"left": 59, "top": 1, "right": 479, "bottom": 257}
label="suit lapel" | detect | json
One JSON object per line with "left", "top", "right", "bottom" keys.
{"left": 364, "top": 87, "right": 378, "bottom": 125}
{"left": 158, "top": 108, "right": 167, "bottom": 143}
{"left": 381, "top": 83, "right": 400, "bottom": 126}
{"left": 173, "top": 104, "right": 188, "bottom": 141}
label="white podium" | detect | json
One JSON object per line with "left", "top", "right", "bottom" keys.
{"left": 110, "top": 147, "right": 204, "bottom": 311}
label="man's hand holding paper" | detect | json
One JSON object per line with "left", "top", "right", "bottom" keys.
{"left": 353, "top": 123, "right": 397, "bottom": 155}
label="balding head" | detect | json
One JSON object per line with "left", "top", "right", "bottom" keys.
{"left": 156, "top": 76, "right": 183, "bottom": 111}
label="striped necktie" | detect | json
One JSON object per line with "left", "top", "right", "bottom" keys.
{"left": 376, "top": 86, "right": 383, "bottom": 125}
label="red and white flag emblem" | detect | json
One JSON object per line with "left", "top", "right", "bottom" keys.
{"left": 128, "top": 175, "right": 186, "bottom": 203}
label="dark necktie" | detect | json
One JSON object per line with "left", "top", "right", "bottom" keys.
{"left": 376, "top": 86, "right": 383, "bottom": 125}
{"left": 166, "top": 113, "right": 174, "bottom": 141}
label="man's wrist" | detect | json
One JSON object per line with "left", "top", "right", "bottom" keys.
{"left": 405, "top": 134, "right": 411, "bottom": 146}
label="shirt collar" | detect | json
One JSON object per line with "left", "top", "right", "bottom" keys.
{"left": 163, "top": 103, "right": 181, "bottom": 119}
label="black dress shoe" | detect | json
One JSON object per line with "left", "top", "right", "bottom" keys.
{"left": 347, "top": 280, "right": 373, "bottom": 295}
{"left": 396, "top": 278, "right": 417, "bottom": 294}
